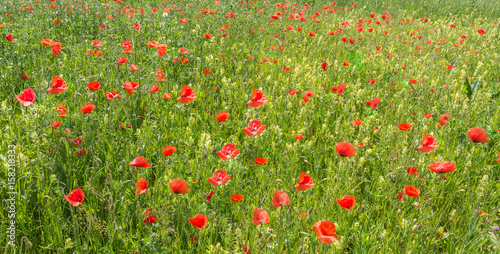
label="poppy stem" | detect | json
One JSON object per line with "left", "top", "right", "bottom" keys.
{"left": 69, "top": 205, "right": 81, "bottom": 249}
{"left": 278, "top": 208, "right": 284, "bottom": 251}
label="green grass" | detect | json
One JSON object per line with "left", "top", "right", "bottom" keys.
{"left": 1, "top": 0, "right": 500, "bottom": 253}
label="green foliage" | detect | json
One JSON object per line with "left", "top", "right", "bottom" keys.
{"left": 0, "top": 0, "right": 500, "bottom": 253}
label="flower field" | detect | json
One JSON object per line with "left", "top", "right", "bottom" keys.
{"left": 1, "top": 0, "right": 500, "bottom": 253}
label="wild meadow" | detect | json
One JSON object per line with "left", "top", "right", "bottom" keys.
{"left": 1, "top": 0, "right": 500, "bottom": 253}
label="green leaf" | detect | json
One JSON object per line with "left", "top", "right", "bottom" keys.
{"left": 464, "top": 79, "right": 481, "bottom": 99}
{"left": 465, "top": 77, "right": 472, "bottom": 98}
{"left": 471, "top": 81, "right": 481, "bottom": 96}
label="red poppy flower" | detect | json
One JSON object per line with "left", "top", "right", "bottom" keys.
{"left": 216, "top": 111, "right": 230, "bottom": 122}
{"left": 169, "top": 179, "right": 190, "bottom": 194}
{"left": 301, "top": 90, "right": 314, "bottom": 104}
{"left": 179, "top": 47, "right": 190, "bottom": 55}
{"left": 162, "top": 93, "right": 171, "bottom": 100}
{"left": 295, "top": 171, "right": 314, "bottom": 191}
{"left": 439, "top": 113, "right": 451, "bottom": 126}
{"left": 50, "top": 121, "right": 62, "bottom": 129}
{"left": 49, "top": 42, "right": 62, "bottom": 49}
{"left": 352, "top": 119, "right": 363, "bottom": 126}
{"left": 76, "top": 149, "right": 87, "bottom": 156}
{"left": 207, "top": 169, "right": 231, "bottom": 186}
{"left": 467, "top": 127, "right": 489, "bottom": 143}
{"left": 335, "top": 142, "right": 356, "bottom": 157}
{"left": 477, "top": 29, "right": 485, "bottom": 35}
{"left": 81, "top": 103, "right": 96, "bottom": 114}
{"left": 247, "top": 88, "right": 267, "bottom": 107}
{"left": 106, "top": 91, "right": 122, "bottom": 101}
{"left": 189, "top": 214, "right": 207, "bottom": 230}
{"left": 73, "top": 136, "right": 82, "bottom": 145}
{"left": 129, "top": 156, "right": 151, "bottom": 168}
{"left": 47, "top": 75, "right": 68, "bottom": 94}
{"left": 132, "top": 23, "right": 142, "bottom": 29}
{"left": 428, "top": 161, "right": 455, "bottom": 174}
{"left": 331, "top": 84, "right": 347, "bottom": 95}
{"left": 272, "top": 190, "right": 290, "bottom": 208}
{"left": 446, "top": 65, "right": 454, "bottom": 69}
{"left": 398, "top": 123, "right": 412, "bottom": 131}
{"left": 418, "top": 132, "right": 438, "bottom": 152}
{"left": 397, "top": 192, "right": 405, "bottom": 201}
{"left": 41, "top": 39, "right": 53, "bottom": 45}
{"left": 143, "top": 209, "right": 157, "bottom": 226}
{"left": 230, "top": 194, "right": 244, "bottom": 202}
{"left": 407, "top": 167, "right": 418, "bottom": 175}
{"left": 51, "top": 46, "right": 61, "bottom": 56}
{"left": 322, "top": 61, "right": 328, "bottom": 71}
{"left": 162, "top": 145, "right": 177, "bottom": 156}
{"left": 5, "top": 33, "right": 14, "bottom": 42}
{"left": 365, "top": 98, "right": 381, "bottom": 109}
{"left": 295, "top": 134, "right": 303, "bottom": 140}
{"left": 64, "top": 188, "right": 85, "bottom": 207}
{"left": 20, "top": 70, "right": 30, "bottom": 80}
{"left": 342, "top": 61, "right": 350, "bottom": 66}
{"left": 204, "top": 34, "right": 212, "bottom": 39}
{"left": 242, "top": 120, "right": 266, "bottom": 137}
{"left": 15, "top": 88, "right": 36, "bottom": 106}
{"left": 189, "top": 237, "right": 197, "bottom": 244}
{"left": 497, "top": 152, "right": 500, "bottom": 163}
{"left": 123, "top": 82, "right": 139, "bottom": 95}
{"left": 155, "top": 69, "right": 166, "bottom": 82}
{"left": 289, "top": 90, "right": 296, "bottom": 95}
{"left": 314, "top": 220, "right": 339, "bottom": 244}
{"left": 337, "top": 195, "right": 355, "bottom": 211}
{"left": 157, "top": 47, "right": 167, "bottom": 57}
{"left": 242, "top": 245, "right": 250, "bottom": 254}
{"left": 309, "top": 31, "right": 317, "bottom": 36}
{"left": 177, "top": 84, "right": 196, "bottom": 103}
{"left": 135, "top": 178, "right": 148, "bottom": 195}
{"left": 126, "top": 64, "right": 138, "bottom": 71}
{"left": 404, "top": 185, "right": 420, "bottom": 198}
{"left": 251, "top": 208, "right": 270, "bottom": 225}
{"left": 143, "top": 215, "right": 157, "bottom": 225}
{"left": 121, "top": 40, "right": 133, "bottom": 54}
{"left": 147, "top": 41, "right": 158, "bottom": 48}
{"left": 92, "top": 40, "right": 102, "bottom": 47}
{"left": 206, "top": 190, "right": 214, "bottom": 201}
{"left": 254, "top": 157, "right": 268, "bottom": 165}
{"left": 424, "top": 113, "right": 432, "bottom": 119}
{"left": 115, "top": 57, "right": 128, "bottom": 65}
{"left": 146, "top": 85, "right": 159, "bottom": 94}
{"left": 86, "top": 81, "right": 100, "bottom": 91}
{"left": 216, "top": 144, "right": 240, "bottom": 160}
